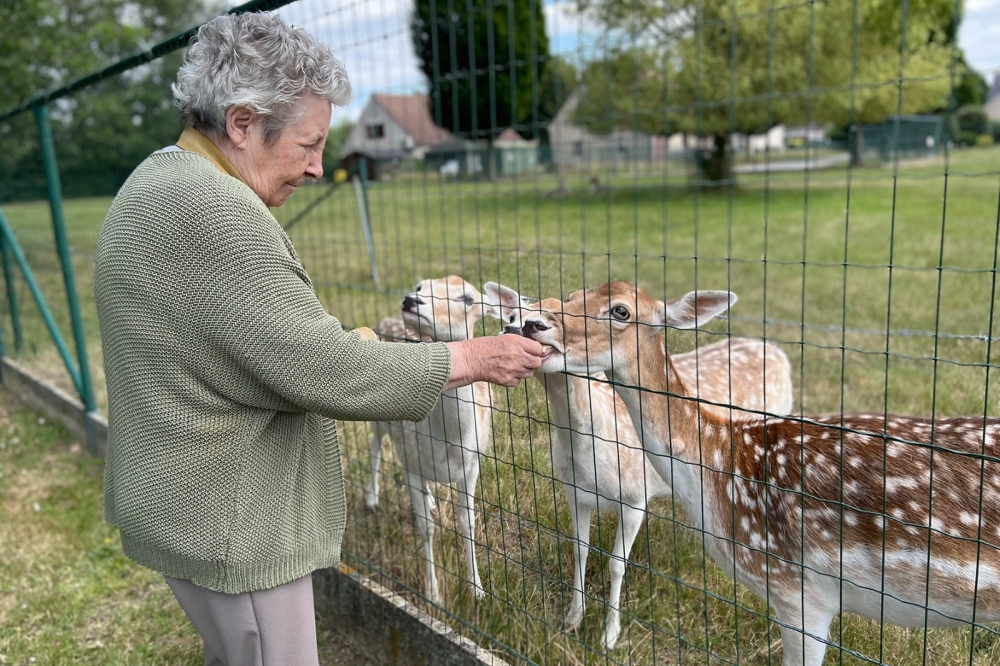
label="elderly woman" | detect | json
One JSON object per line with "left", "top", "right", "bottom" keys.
{"left": 94, "top": 11, "right": 542, "bottom": 666}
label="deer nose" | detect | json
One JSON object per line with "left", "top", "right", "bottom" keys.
{"left": 402, "top": 295, "right": 423, "bottom": 310}
{"left": 521, "top": 320, "right": 549, "bottom": 337}
{"left": 504, "top": 325, "right": 523, "bottom": 336}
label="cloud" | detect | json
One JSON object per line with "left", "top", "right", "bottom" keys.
{"left": 959, "top": 0, "right": 1000, "bottom": 75}
{"left": 273, "top": 0, "right": 426, "bottom": 121}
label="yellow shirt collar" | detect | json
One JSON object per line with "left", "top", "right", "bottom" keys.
{"left": 176, "top": 127, "right": 248, "bottom": 185}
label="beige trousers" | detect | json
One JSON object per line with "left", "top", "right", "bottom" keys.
{"left": 164, "top": 574, "right": 320, "bottom": 666}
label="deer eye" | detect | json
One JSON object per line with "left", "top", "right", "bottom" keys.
{"left": 463, "top": 294, "right": 474, "bottom": 306}
{"left": 610, "top": 305, "right": 630, "bottom": 321}
{"left": 416, "top": 285, "right": 422, "bottom": 292}
{"left": 509, "top": 314, "right": 516, "bottom": 323}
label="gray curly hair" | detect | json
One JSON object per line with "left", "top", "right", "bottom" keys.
{"left": 173, "top": 12, "right": 352, "bottom": 144}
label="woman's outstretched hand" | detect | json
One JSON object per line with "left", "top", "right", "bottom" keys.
{"left": 443, "top": 335, "right": 545, "bottom": 390}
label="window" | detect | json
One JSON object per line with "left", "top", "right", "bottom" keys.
{"left": 366, "top": 124, "right": 385, "bottom": 139}
{"left": 572, "top": 141, "right": 583, "bottom": 156}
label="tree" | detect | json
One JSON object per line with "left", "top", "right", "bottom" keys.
{"left": 573, "top": 0, "right": 962, "bottom": 183}
{"left": 411, "top": 0, "right": 549, "bottom": 177}
{"left": 321, "top": 120, "right": 356, "bottom": 180}
{"left": 1, "top": 0, "right": 225, "bottom": 201}
{"left": 953, "top": 64, "right": 989, "bottom": 109}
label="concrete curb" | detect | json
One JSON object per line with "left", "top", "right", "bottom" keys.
{"left": 315, "top": 565, "right": 515, "bottom": 666}
{"left": 0, "top": 357, "right": 107, "bottom": 457}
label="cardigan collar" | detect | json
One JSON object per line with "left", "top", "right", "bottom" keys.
{"left": 176, "top": 127, "right": 248, "bottom": 186}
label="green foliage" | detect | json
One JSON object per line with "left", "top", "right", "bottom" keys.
{"left": 975, "top": 133, "right": 994, "bottom": 147}
{"left": 0, "top": 0, "right": 224, "bottom": 202}
{"left": 955, "top": 104, "right": 992, "bottom": 137}
{"left": 321, "top": 120, "right": 356, "bottom": 179}
{"left": 411, "top": 0, "right": 550, "bottom": 142}
{"left": 575, "top": 48, "right": 664, "bottom": 135}
{"left": 573, "top": 0, "right": 961, "bottom": 180}
{"left": 953, "top": 62, "right": 989, "bottom": 108}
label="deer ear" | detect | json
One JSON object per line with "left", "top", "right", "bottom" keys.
{"left": 663, "top": 290, "right": 737, "bottom": 329}
{"left": 464, "top": 285, "right": 482, "bottom": 314}
{"left": 482, "top": 282, "right": 524, "bottom": 320}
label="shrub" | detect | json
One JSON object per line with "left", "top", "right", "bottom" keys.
{"left": 976, "top": 133, "right": 995, "bottom": 147}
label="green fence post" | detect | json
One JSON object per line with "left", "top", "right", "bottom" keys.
{"left": 0, "top": 226, "right": 23, "bottom": 352}
{"left": 34, "top": 103, "right": 98, "bottom": 453}
{"left": 0, "top": 208, "right": 84, "bottom": 395}
{"left": 356, "top": 159, "right": 379, "bottom": 287}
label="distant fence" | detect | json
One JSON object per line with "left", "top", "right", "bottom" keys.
{"left": 3, "top": 1, "right": 1000, "bottom": 665}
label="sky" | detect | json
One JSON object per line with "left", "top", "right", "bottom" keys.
{"left": 959, "top": 0, "right": 1000, "bottom": 82}
{"left": 257, "top": 0, "right": 1000, "bottom": 123}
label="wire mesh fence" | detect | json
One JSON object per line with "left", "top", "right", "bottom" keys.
{"left": 3, "top": 0, "right": 1000, "bottom": 664}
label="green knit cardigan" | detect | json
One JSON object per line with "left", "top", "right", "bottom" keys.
{"left": 95, "top": 150, "right": 451, "bottom": 593}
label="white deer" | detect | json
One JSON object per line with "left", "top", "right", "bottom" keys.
{"left": 518, "top": 280, "right": 1000, "bottom": 666}
{"left": 365, "top": 276, "right": 500, "bottom": 604}
{"left": 483, "top": 281, "right": 793, "bottom": 650}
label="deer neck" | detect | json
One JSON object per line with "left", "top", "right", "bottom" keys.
{"left": 537, "top": 371, "right": 607, "bottom": 436}
{"left": 604, "top": 331, "right": 730, "bottom": 520}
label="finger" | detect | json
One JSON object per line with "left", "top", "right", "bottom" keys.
{"left": 521, "top": 339, "right": 545, "bottom": 356}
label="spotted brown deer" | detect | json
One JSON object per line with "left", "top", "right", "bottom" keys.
{"left": 518, "top": 280, "right": 1000, "bottom": 666}
{"left": 365, "top": 277, "right": 501, "bottom": 604}
{"left": 484, "top": 281, "right": 793, "bottom": 650}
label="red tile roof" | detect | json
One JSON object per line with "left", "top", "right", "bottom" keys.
{"left": 496, "top": 127, "right": 526, "bottom": 143}
{"left": 372, "top": 94, "right": 454, "bottom": 147}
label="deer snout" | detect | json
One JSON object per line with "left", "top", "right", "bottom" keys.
{"left": 504, "top": 325, "right": 523, "bottom": 336}
{"left": 402, "top": 295, "right": 424, "bottom": 311}
{"left": 520, "top": 320, "right": 549, "bottom": 338}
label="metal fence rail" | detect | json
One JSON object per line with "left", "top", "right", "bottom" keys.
{"left": 3, "top": 0, "right": 1000, "bottom": 664}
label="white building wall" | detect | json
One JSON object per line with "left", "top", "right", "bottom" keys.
{"left": 340, "top": 101, "right": 412, "bottom": 157}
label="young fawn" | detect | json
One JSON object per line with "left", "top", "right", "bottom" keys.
{"left": 484, "top": 281, "right": 793, "bottom": 650}
{"left": 518, "top": 281, "right": 1000, "bottom": 666}
{"left": 365, "top": 276, "right": 500, "bottom": 604}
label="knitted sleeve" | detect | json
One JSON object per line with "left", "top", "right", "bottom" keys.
{"left": 174, "top": 192, "right": 451, "bottom": 423}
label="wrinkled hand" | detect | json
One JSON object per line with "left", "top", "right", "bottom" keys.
{"left": 444, "top": 335, "right": 544, "bottom": 390}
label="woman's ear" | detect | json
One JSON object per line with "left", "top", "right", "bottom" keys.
{"left": 226, "top": 105, "right": 256, "bottom": 150}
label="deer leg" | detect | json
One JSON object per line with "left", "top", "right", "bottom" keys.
{"left": 603, "top": 502, "right": 646, "bottom": 651}
{"left": 364, "top": 424, "right": 383, "bottom": 511}
{"left": 565, "top": 491, "right": 593, "bottom": 631}
{"left": 775, "top": 599, "right": 836, "bottom": 666}
{"left": 456, "top": 463, "right": 485, "bottom": 599}
{"left": 407, "top": 472, "right": 440, "bottom": 605}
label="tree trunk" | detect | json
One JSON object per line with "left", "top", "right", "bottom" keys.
{"left": 698, "top": 134, "right": 731, "bottom": 186}
{"left": 850, "top": 124, "right": 865, "bottom": 167}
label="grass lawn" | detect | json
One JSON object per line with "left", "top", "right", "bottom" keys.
{"left": 0, "top": 387, "right": 386, "bottom": 665}
{"left": 2, "top": 147, "right": 1000, "bottom": 664}
{"left": 0, "top": 388, "right": 203, "bottom": 664}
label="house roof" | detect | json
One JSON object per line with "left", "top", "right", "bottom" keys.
{"left": 496, "top": 127, "right": 525, "bottom": 142}
{"left": 495, "top": 127, "right": 539, "bottom": 148}
{"left": 372, "top": 94, "right": 453, "bottom": 147}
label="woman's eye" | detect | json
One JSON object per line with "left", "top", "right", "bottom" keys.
{"left": 611, "top": 305, "right": 630, "bottom": 321}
